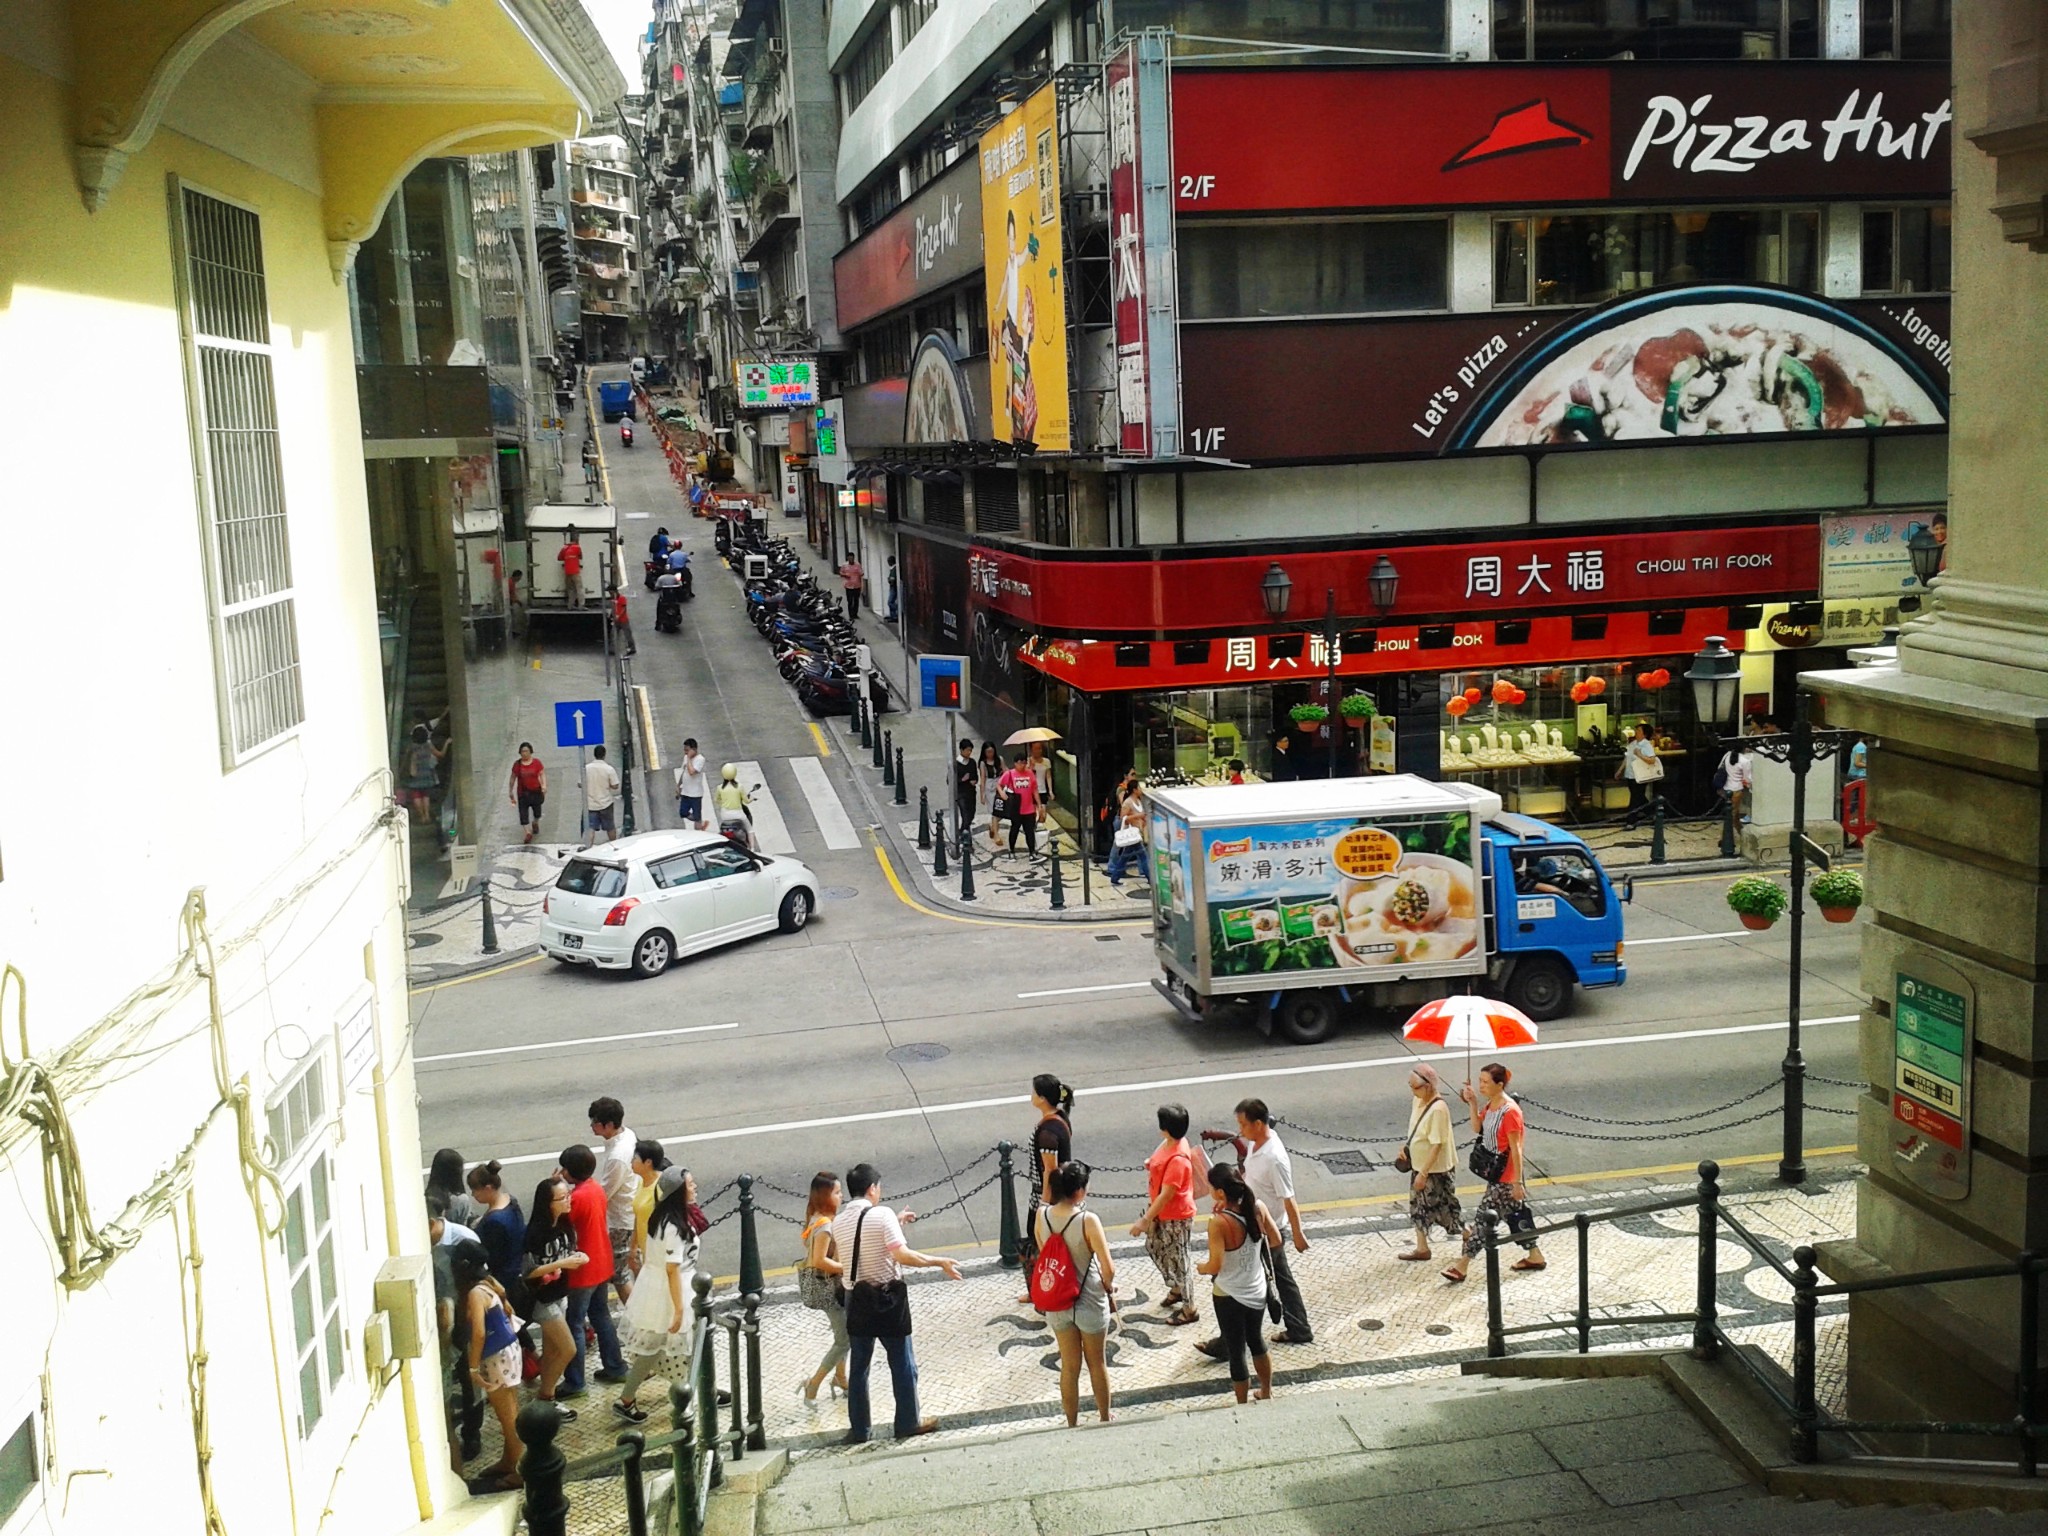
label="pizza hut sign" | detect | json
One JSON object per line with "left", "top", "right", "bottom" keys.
{"left": 1622, "top": 87, "right": 1952, "bottom": 184}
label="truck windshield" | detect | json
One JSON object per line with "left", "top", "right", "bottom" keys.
{"left": 1511, "top": 851, "right": 1606, "bottom": 918}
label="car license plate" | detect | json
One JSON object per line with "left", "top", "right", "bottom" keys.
{"left": 562, "top": 933, "right": 583, "bottom": 950}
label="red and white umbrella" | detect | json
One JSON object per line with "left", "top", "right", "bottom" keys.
{"left": 1400, "top": 996, "right": 1540, "bottom": 1076}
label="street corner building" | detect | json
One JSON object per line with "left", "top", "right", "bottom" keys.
{"left": 0, "top": 3, "right": 620, "bottom": 1534}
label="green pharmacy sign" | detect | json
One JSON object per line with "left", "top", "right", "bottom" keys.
{"left": 736, "top": 357, "right": 817, "bottom": 410}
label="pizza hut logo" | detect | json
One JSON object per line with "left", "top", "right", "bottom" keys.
{"left": 1444, "top": 100, "right": 1594, "bottom": 172}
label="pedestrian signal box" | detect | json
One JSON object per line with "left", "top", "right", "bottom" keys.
{"left": 918, "top": 654, "right": 968, "bottom": 710}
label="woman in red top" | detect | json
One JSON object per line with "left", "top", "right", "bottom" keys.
{"left": 1131, "top": 1103, "right": 1200, "bottom": 1325}
{"left": 1440, "top": 1062, "right": 1545, "bottom": 1283}
{"left": 508, "top": 743, "right": 547, "bottom": 844}
{"left": 997, "top": 753, "right": 1040, "bottom": 855}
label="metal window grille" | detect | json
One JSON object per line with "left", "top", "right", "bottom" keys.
{"left": 173, "top": 185, "right": 305, "bottom": 762}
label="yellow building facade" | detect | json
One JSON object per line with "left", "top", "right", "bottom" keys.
{"left": 0, "top": 3, "right": 617, "bottom": 1532}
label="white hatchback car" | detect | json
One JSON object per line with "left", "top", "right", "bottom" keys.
{"left": 538, "top": 830, "right": 819, "bottom": 977}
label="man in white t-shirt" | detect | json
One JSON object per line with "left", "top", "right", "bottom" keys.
{"left": 1237, "top": 1098, "right": 1312, "bottom": 1344}
{"left": 674, "top": 737, "right": 709, "bottom": 830}
{"left": 584, "top": 746, "right": 622, "bottom": 845}
{"left": 829, "top": 1163, "right": 963, "bottom": 1444}
{"left": 590, "top": 1095, "right": 637, "bottom": 1302}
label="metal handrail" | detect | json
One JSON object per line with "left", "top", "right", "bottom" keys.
{"left": 518, "top": 1278, "right": 763, "bottom": 1536}
{"left": 1478, "top": 1160, "right": 2047, "bottom": 1478}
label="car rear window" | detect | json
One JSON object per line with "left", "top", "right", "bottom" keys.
{"left": 556, "top": 859, "right": 626, "bottom": 898}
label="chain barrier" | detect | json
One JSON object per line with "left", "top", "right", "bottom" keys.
{"left": 905, "top": 1169, "right": 1002, "bottom": 1223}
{"left": 1517, "top": 1079, "right": 1781, "bottom": 1128}
{"left": 1519, "top": 1103, "right": 1790, "bottom": 1143}
{"left": 696, "top": 1177, "right": 739, "bottom": 1210}
{"left": 1808, "top": 1074, "right": 1865, "bottom": 1089}
{"left": 1271, "top": 1115, "right": 1401, "bottom": 1155}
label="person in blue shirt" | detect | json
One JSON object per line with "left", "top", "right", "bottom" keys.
{"left": 648, "top": 527, "right": 670, "bottom": 561}
{"left": 667, "top": 544, "right": 690, "bottom": 571}
{"left": 1847, "top": 738, "right": 1869, "bottom": 780}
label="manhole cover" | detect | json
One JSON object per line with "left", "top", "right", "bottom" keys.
{"left": 819, "top": 885, "right": 858, "bottom": 901}
{"left": 1424, "top": 1323, "right": 1454, "bottom": 1336}
{"left": 1358, "top": 1318, "right": 1385, "bottom": 1332}
{"left": 887, "top": 1042, "right": 951, "bottom": 1064}
{"left": 1311, "top": 1149, "right": 1375, "bottom": 1176}
{"left": 1094, "top": 933, "right": 1121, "bottom": 942}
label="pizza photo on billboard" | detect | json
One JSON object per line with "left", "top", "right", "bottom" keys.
{"left": 1457, "top": 287, "right": 1948, "bottom": 449}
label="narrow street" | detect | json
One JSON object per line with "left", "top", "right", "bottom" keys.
{"left": 415, "top": 396, "right": 1867, "bottom": 1282}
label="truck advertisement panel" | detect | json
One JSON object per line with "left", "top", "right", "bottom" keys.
{"left": 1198, "top": 811, "right": 1483, "bottom": 981}
{"left": 1153, "top": 803, "right": 1196, "bottom": 977}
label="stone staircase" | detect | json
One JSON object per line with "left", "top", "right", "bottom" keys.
{"left": 737, "top": 1373, "right": 2048, "bottom": 1536}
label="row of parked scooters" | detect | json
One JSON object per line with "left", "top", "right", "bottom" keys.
{"left": 720, "top": 520, "right": 862, "bottom": 717}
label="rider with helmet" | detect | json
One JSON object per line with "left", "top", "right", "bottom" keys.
{"left": 713, "top": 765, "right": 754, "bottom": 848}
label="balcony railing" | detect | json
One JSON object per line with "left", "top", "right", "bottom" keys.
{"left": 355, "top": 364, "right": 492, "bottom": 441}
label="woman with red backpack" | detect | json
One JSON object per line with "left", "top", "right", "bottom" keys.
{"left": 1030, "top": 1161, "right": 1116, "bottom": 1426}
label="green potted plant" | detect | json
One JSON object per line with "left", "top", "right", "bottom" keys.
{"left": 1289, "top": 703, "right": 1329, "bottom": 734}
{"left": 1338, "top": 693, "right": 1377, "bottom": 724}
{"left": 1727, "top": 874, "right": 1789, "bottom": 932}
{"left": 1811, "top": 868, "right": 1865, "bottom": 924}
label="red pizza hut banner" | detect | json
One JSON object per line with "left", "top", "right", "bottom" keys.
{"left": 1013, "top": 608, "right": 1743, "bottom": 694}
{"left": 1171, "top": 62, "right": 1951, "bottom": 212}
{"left": 1178, "top": 288, "right": 1950, "bottom": 463}
{"left": 968, "top": 522, "right": 1817, "bottom": 633}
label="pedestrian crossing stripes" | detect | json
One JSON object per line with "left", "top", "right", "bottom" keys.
{"left": 790, "top": 755, "right": 862, "bottom": 848}
{"left": 725, "top": 759, "right": 796, "bottom": 853}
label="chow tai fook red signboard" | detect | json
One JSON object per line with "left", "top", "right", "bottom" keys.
{"left": 1178, "top": 288, "right": 1950, "bottom": 463}
{"left": 1169, "top": 63, "right": 1951, "bottom": 211}
{"left": 967, "top": 523, "right": 1818, "bottom": 634}
{"left": 1014, "top": 609, "right": 1744, "bottom": 694}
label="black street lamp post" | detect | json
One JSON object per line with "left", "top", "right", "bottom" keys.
{"left": 1324, "top": 587, "right": 1339, "bottom": 779}
{"left": 1685, "top": 636, "right": 1743, "bottom": 859}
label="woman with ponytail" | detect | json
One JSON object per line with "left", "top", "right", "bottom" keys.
{"left": 1196, "top": 1162, "right": 1282, "bottom": 1403}
{"left": 1016, "top": 1073, "right": 1075, "bottom": 1288}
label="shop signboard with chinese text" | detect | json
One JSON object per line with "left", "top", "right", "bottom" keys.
{"left": 967, "top": 523, "right": 1818, "bottom": 632}
{"left": 1892, "top": 951, "right": 1972, "bottom": 1200}
{"left": 1171, "top": 63, "right": 1951, "bottom": 212}
{"left": 815, "top": 397, "right": 853, "bottom": 485}
{"left": 1107, "top": 32, "right": 1181, "bottom": 458}
{"left": 1180, "top": 289, "right": 1950, "bottom": 463}
{"left": 1753, "top": 599, "right": 1902, "bottom": 651}
{"left": 1822, "top": 510, "right": 1942, "bottom": 600}
{"left": 736, "top": 358, "right": 817, "bottom": 410}
{"left": 980, "top": 84, "right": 1071, "bottom": 451}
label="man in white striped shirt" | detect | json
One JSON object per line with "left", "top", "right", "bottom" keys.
{"left": 829, "top": 1163, "right": 962, "bottom": 1444}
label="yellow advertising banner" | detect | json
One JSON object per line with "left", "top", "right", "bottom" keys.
{"left": 980, "top": 84, "right": 1070, "bottom": 452}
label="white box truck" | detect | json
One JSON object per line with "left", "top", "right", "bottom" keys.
{"left": 1148, "top": 775, "right": 1628, "bottom": 1044}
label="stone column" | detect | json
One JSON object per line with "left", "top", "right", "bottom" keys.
{"left": 1804, "top": 1, "right": 2048, "bottom": 1449}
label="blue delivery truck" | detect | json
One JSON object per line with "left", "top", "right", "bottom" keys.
{"left": 1147, "top": 776, "right": 1626, "bottom": 1044}
{"left": 597, "top": 379, "right": 634, "bottom": 422}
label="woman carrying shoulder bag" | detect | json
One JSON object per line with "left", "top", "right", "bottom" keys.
{"left": 1440, "top": 1062, "right": 1544, "bottom": 1283}
{"left": 797, "top": 1172, "right": 849, "bottom": 1404}
{"left": 1394, "top": 1065, "right": 1463, "bottom": 1262}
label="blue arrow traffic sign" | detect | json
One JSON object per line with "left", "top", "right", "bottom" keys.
{"left": 554, "top": 699, "right": 605, "bottom": 748}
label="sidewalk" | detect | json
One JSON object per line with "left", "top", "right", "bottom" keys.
{"left": 456, "top": 1154, "right": 1862, "bottom": 1490}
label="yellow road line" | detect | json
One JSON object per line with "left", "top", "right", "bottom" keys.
{"left": 409, "top": 953, "right": 542, "bottom": 995}
{"left": 808, "top": 721, "right": 831, "bottom": 757}
{"left": 708, "top": 1146, "right": 1863, "bottom": 1285}
{"left": 870, "top": 840, "right": 1148, "bottom": 931}
{"left": 636, "top": 684, "right": 660, "bottom": 771}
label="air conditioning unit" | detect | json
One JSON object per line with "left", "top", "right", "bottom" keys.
{"left": 763, "top": 40, "right": 786, "bottom": 65}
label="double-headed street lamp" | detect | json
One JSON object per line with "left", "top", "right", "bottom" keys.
{"left": 1688, "top": 634, "right": 1857, "bottom": 1186}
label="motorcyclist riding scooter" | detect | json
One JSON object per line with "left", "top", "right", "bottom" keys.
{"left": 645, "top": 527, "right": 671, "bottom": 590}
{"left": 713, "top": 765, "right": 755, "bottom": 849}
{"left": 620, "top": 418, "right": 635, "bottom": 449}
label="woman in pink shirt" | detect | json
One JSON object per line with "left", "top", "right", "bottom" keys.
{"left": 998, "top": 753, "right": 1040, "bottom": 855}
{"left": 1131, "top": 1103, "right": 1200, "bottom": 1325}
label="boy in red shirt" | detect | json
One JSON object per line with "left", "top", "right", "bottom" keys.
{"left": 558, "top": 1143, "right": 626, "bottom": 1395}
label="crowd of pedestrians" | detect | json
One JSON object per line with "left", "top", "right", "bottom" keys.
{"left": 425, "top": 1063, "right": 1544, "bottom": 1478}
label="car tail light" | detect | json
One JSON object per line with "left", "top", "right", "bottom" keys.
{"left": 603, "top": 898, "right": 640, "bottom": 927}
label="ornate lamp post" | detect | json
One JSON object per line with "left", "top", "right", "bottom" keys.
{"left": 1685, "top": 636, "right": 1743, "bottom": 858}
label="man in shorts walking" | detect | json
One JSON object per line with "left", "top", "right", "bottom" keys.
{"left": 509, "top": 743, "right": 547, "bottom": 843}
{"left": 584, "top": 746, "right": 621, "bottom": 846}
{"left": 674, "top": 738, "right": 708, "bottom": 831}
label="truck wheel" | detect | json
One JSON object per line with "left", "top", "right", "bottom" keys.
{"left": 1506, "top": 957, "right": 1572, "bottom": 1022}
{"left": 1276, "top": 991, "right": 1336, "bottom": 1045}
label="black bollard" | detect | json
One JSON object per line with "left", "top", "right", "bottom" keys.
{"left": 1050, "top": 844, "right": 1066, "bottom": 910}
{"left": 480, "top": 882, "right": 500, "bottom": 955}
{"left": 933, "top": 811, "right": 948, "bottom": 877}
{"left": 894, "top": 748, "right": 907, "bottom": 805}
{"left": 737, "top": 1174, "right": 764, "bottom": 1298}
{"left": 917, "top": 787, "right": 931, "bottom": 848}
{"left": 516, "top": 1401, "right": 567, "bottom": 1536}
{"left": 882, "top": 731, "right": 895, "bottom": 785}
{"left": 960, "top": 840, "right": 977, "bottom": 901}
{"left": 997, "top": 1140, "right": 1021, "bottom": 1268}
{"left": 872, "top": 720, "right": 885, "bottom": 769}
{"left": 1650, "top": 792, "right": 1667, "bottom": 865}
{"left": 860, "top": 696, "right": 874, "bottom": 753}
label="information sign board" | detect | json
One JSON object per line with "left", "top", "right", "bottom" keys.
{"left": 1891, "top": 955, "right": 1972, "bottom": 1199}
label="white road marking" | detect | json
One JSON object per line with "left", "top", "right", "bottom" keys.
{"left": 1628, "top": 931, "right": 1753, "bottom": 946}
{"left": 418, "top": 1021, "right": 739, "bottom": 1064}
{"left": 726, "top": 759, "right": 795, "bottom": 854}
{"left": 474, "top": 1013, "right": 1860, "bottom": 1168}
{"left": 1017, "top": 981, "right": 1153, "bottom": 999}
{"left": 789, "top": 755, "right": 861, "bottom": 849}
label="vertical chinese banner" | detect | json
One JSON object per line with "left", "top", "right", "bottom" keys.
{"left": 1108, "top": 31, "right": 1181, "bottom": 460}
{"left": 980, "top": 83, "right": 1071, "bottom": 452}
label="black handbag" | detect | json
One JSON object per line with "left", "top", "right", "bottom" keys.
{"left": 1256, "top": 1226, "right": 1284, "bottom": 1326}
{"left": 843, "top": 1208, "right": 913, "bottom": 1339}
{"left": 1468, "top": 1138, "right": 1509, "bottom": 1184}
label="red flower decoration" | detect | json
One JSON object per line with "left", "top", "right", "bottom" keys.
{"left": 1447, "top": 696, "right": 1471, "bottom": 717}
